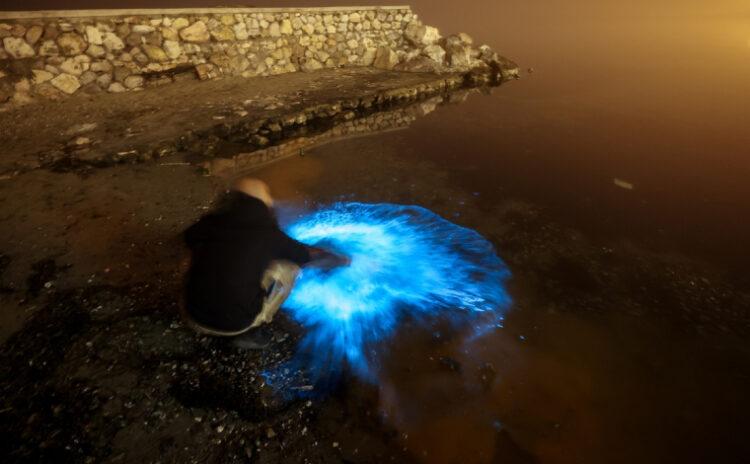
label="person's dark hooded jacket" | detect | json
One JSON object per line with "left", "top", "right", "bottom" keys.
{"left": 183, "top": 191, "right": 311, "bottom": 332}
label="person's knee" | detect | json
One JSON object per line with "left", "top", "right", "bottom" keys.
{"left": 266, "top": 260, "right": 300, "bottom": 286}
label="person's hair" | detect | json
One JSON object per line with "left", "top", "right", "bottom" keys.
{"left": 231, "top": 177, "right": 273, "bottom": 208}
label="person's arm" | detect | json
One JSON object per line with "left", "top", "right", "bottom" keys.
{"left": 274, "top": 230, "right": 313, "bottom": 265}
{"left": 274, "top": 230, "right": 350, "bottom": 268}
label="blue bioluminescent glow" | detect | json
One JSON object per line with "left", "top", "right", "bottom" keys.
{"left": 270, "top": 202, "right": 511, "bottom": 385}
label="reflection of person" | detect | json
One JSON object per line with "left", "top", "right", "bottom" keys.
{"left": 182, "top": 177, "right": 348, "bottom": 349}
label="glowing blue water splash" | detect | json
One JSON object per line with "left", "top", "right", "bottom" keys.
{"left": 268, "top": 202, "right": 511, "bottom": 387}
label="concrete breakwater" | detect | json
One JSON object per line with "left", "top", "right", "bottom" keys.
{"left": 200, "top": 75, "right": 485, "bottom": 176}
{"left": 0, "top": 6, "right": 518, "bottom": 107}
{"left": 26, "top": 70, "right": 493, "bottom": 175}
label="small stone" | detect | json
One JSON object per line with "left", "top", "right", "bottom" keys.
{"left": 38, "top": 39, "right": 59, "bottom": 56}
{"left": 80, "top": 70, "right": 97, "bottom": 85}
{"left": 280, "top": 19, "right": 293, "bottom": 35}
{"left": 31, "top": 69, "right": 54, "bottom": 84}
{"left": 195, "top": 63, "right": 218, "bottom": 80}
{"left": 266, "top": 428, "right": 276, "bottom": 439}
{"left": 3, "top": 37, "right": 35, "bottom": 58}
{"left": 123, "top": 74, "right": 144, "bottom": 89}
{"left": 85, "top": 25, "right": 103, "bottom": 45}
{"left": 210, "top": 25, "right": 235, "bottom": 42}
{"left": 404, "top": 22, "right": 440, "bottom": 46}
{"left": 457, "top": 32, "right": 473, "bottom": 45}
{"left": 57, "top": 32, "right": 87, "bottom": 55}
{"left": 25, "top": 25, "right": 43, "bottom": 45}
{"left": 180, "top": 21, "right": 210, "bottom": 42}
{"left": 445, "top": 42, "right": 473, "bottom": 68}
{"left": 163, "top": 40, "right": 182, "bottom": 59}
{"left": 161, "top": 26, "right": 178, "bottom": 41}
{"left": 108, "top": 82, "right": 126, "bottom": 93}
{"left": 233, "top": 22, "right": 248, "bottom": 40}
{"left": 102, "top": 32, "right": 125, "bottom": 52}
{"left": 59, "top": 58, "right": 84, "bottom": 76}
{"left": 346, "top": 39, "right": 358, "bottom": 49}
{"left": 11, "top": 24, "right": 26, "bottom": 38}
{"left": 86, "top": 44, "right": 106, "bottom": 58}
{"left": 423, "top": 44, "right": 446, "bottom": 63}
{"left": 96, "top": 73, "right": 112, "bottom": 88}
{"left": 301, "top": 58, "right": 323, "bottom": 72}
{"left": 141, "top": 44, "right": 168, "bottom": 62}
{"left": 268, "top": 22, "right": 281, "bottom": 37}
{"left": 373, "top": 46, "right": 399, "bottom": 70}
{"left": 133, "top": 52, "right": 149, "bottom": 65}
{"left": 172, "top": 18, "right": 190, "bottom": 30}
{"left": 90, "top": 60, "right": 113, "bottom": 72}
{"left": 132, "top": 25, "right": 155, "bottom": 34}
{"left": 144, "top": 31, "right": 163, "bottom": 46}
{"left": 113, "top": 66, "right": 130, "bottom": 82}
{"left": 50, "top": 73, "right": 81, "bottom": 94}
{"left": 65, "top": 122, "right": 98, "bottom": 135}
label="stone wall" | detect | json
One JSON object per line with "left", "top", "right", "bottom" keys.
{"left": 0, "top": 6, "right": 518, "bottom": 107}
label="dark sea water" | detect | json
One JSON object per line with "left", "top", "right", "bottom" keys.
{"left": 253, "top": 8, "right": 750, "bottom": 464}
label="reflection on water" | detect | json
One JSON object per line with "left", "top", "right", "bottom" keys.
{"left": 254, "top": 8, "right": 750, "bottom": 464}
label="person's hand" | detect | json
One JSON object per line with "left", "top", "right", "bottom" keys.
{"left": 308, "top": 247, "right": 350, "bottom": 270}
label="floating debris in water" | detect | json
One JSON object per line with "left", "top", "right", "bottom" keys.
{"left": 613, "top": 178, "right": 634, "bottom": 190}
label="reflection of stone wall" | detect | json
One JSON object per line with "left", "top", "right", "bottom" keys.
{"left": 204, "top": 77, "right": 479, "bottom": 177}
{"left": 0, "top": 6, "right": 518, "bottom": 106}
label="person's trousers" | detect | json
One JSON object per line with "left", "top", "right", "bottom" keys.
{"left": 184, "top": 260, "right": 301, "bottom": 337}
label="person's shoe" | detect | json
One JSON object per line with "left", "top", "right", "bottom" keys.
{"left": 231, "top": 326, "right": 273, "bottom": 350}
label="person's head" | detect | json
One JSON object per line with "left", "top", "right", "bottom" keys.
{"left": 232, "top": 177, "right": 273, "bottom": 208}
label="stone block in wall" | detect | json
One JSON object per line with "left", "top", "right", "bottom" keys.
{"left": 85, "top": 25, "right": 102, "bottom": 45}
{"left": 163, "top": 40, "right": 182, "bottom": 59}
{"left": 172, "top": 18, "right": 190, "bottom": 30}
{"left": 141, "top": 44, "right": 168, "bottom": 62}
{"left": 50, "top": 73, "right": 80, "bottom": 94}
{"left": 161, "top": 26, "right": 178, "bottom": 41}
{"left": 57, "top": 32, "right": 87, "bottom": 55}
{"left": 3, "top": 37, "right": 35, "bottom": 58}
{"left": 404, "top": 22, "right": 440, "bottom": 46}
{"left": 31, "top": 69, "right": 53, "bottom": 84}
{"left": 102, "top": 32, "right": 125, "bottom": 52}
{"left": 86, "top": 44, "right": 106, "bottom": 58}
{"left": 373, "top": 46, "right": 399, "bottom": 70}
{"left": 209, "top": 23, "right": 235, "bottom": 41}
{"left": 180, "top": 21, "right": 210, "bottom": 42}
{"left": 26, "top": 25, "right": 43, "bottom": 45}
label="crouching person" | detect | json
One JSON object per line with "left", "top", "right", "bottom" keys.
{"left": 182, "top": 177, "right": 346, "bottom": 349}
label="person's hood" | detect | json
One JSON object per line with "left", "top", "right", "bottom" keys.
{"left": 222, "top": 191, "right": 277, "bottom": 228}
